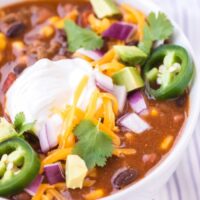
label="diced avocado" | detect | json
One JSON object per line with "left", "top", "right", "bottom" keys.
{"left": 66, "top": 155, "right": 88, "bottom": 189}
{"left": 114, "top": 45, "right": 147, "bottom": 66}
{"left": 0, "top": 162, "right": 6, "bottom": 178}
{"left": 0, "top": 118, "right": 17, "bottom": 143}
{"left": 112, "top": 67, "right": 144, "bottom": 92}
{"left": 146, "top": 67, "right": 158, "bottom": 82}
{"left": 90, "top": 0, "right": 121, "bottom": 19}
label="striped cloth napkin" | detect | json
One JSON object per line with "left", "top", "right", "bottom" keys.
{"left": 152, "top": 0, "right": 200, "bottom": 199}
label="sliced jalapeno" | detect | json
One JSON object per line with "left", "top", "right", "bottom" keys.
{"left": 0, "top": 137, "right": 40, "bottom": 196}
{"left": 144, "top": 44, "right": 194, "bottom": 100}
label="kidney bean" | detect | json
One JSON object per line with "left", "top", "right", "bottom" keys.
{"left": 112, "top": 168, "right": 138, "bottom": 189}
{"left": 6, "top": 22, "right": 25, "bottom": 38}
{"left": 24, "top": 132, "right": 42, "bottom": 154}
{"left": 2, "top": 72, "right": 16, "bottom": 94}
{"left": 11, "top": 192, "right": 31, "bottom": 200}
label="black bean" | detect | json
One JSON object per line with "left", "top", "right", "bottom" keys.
{"left": 24, "top": 132, "right": 42, "bottom": 154}
{"left": 112, "top": 168, "right": 138, "bottom": 189}
{"left": 13, "top": 64, "right": 26, "bottom": 75}
{"left": 175, "top": 95, "right": 186, "bottom": 107}
{"left": 6, "top": 22, "right": 25, "bottom": 38}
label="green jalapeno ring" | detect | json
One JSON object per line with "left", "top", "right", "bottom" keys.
{"left": 143, "top": 44, "right": 194, "bottom": 100}
{"left": 0, "top": 137, "right": 40, "bottom": 196}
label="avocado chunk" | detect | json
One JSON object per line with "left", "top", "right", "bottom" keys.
{"left": 112, "top": 67, "right": 144, "bottom": 92}
{"left": 66, "top": 155, "right": 88, "bottom": 189}
{"left": 0, "top": 118, "right": 17, "bottom": 143}
{"left": 114, "top": 45, "right": 147, "bottom": 66}
{"left": 90, "top": 0, "right": 121, "bottom": 19}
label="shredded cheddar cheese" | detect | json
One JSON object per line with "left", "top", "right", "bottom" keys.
{"left": 121, "top": 4, "right": 146, "bottom": 41}
{"left": 40, "top": 148, "right": 72, "bottom": 173}
{"left": 92, "top": 118, "right": 120, "bottom": 146}
{"left": 47, "top": 189, "right": 65, "bottom": 200}
{"left": 113, "top": 148, "right": 136, "bottom": 157}
{"left": 100, "top": 93, "right": 118, "bottom": 115}
{"left": 85, "top": 89, "right": 100, "bottom": 119}
{"left": 33, "top": 183, "right": 67, "bottom": 200}
{"left": 59, "top": 76, "right": 89, "bottom": 148}
{"left": 103, "top": 99, "right": 115, "bottom": 130}
{"left": 88, "top": 14, "right": 114, "bottom": 34}
{"left": 99, "top": 60, "right": 125, "bottom": 77}
{"left": 92, "top": 49, "right": 116, "bottom": 67}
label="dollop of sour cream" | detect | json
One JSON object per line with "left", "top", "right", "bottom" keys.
{"left": 5, "top": 58, "right": 97, "bottom": 133}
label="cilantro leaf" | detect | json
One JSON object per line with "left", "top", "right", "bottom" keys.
{"left": 14, "top": 112, "right": 25, "bottom": 132}
{"left": 139, "top": 12, "right": 173, "bottom": 54}
{"left": 64, "top": 20, "right": 104, "bottom": 52}
{"left": 148, "top": 12, "right": 173, "bottom": 41}
{"left": 73, "top": 120, "right": 113, "bottom": 169}
{"left": 14, "top": 112, "right": 35, "bottom": 135}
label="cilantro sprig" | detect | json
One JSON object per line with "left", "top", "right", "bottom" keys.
{"left": 0, "top": 112, "right": 35, "bottom": 143}
{"left": 14, "top": 112, "right": 35, "bottom": 135}
{"left": 64, "top": 20, "right": 104, "bottom": 52}
{"left": 73, "top": 120, "right": 113, "bottom": 169}
{"left": 139, "top": 12, "right": 173, "bottom": 54}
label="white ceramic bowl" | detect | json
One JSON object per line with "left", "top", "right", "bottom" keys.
{"left": 0, "top": 0, "right": 200, "bottom": 200}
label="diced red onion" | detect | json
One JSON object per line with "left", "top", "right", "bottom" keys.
{"left": 118, "top": 113, "right": 151, "bottom": 134}
{"left": 45, "top": 114, "right": 62, "bottom": 148}
{"left": 38, "top": 125, "right": 50, "bottom": 153}
{"left": 111, "top": 85, "right": 127, "bottom": 113}
{"left": 38, "top": 115, "right": 63, "bottom": 153}
{"left": 128, "top": 90, "right": 147, "bottom": 114}
{"left": 103, "top": 22, "right": 137, "bottom": 41}
{"left": 76, "top": 48, "right": 103, "bottom": 61}
{"left": 25, "top": 175, "right": 44, "bottom": 196}
{"left": 94, "top": 70, "right": 114, "bottom": 92}
{"left": 44, "top": 162, "right": 65, "bottom": 185}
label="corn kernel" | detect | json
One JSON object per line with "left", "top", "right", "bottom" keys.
{"left": 113, "top": 148, "right": 136, "bottom": 157}
{"left": 48, "top": 16, "right": 61, "bottom": 24}
{"left": 65, "top": 10, "right": 78, "bottom": 21}
{"left": 83, "top": 179, "right": 96, "bottom": 187}
{"left": 88, "top": 168, "right": 97, "bottom": 178}
{"left": 125, "top": 132, "right": 134, "bottom": 143}
{"left": 84, "top": 189, "right": 104, "bottom": 200}
{"left": 160, "top": 135, "right": 174, "bottom": 151}
{"left": 0, "top": 33, "right": 7, "bottom": 51}
{"left": 151, "top": 107, "right": 159, "bottom": 117}
{"left": 40, "top": 26, "right": 55, "bottom": 38}
{"left": 12, "top": 41, "right": 25, "bottom": 51}
{"left": 55, "top": 19, "right": 65, "bottom": 29}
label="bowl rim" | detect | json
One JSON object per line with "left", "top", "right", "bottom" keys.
{"left": 0, "top": 0, "right": 199, "bottom": 199}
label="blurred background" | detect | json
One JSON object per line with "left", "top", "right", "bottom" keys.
{"left": 152, "top": 0, "right": 200, "bottom": 199}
